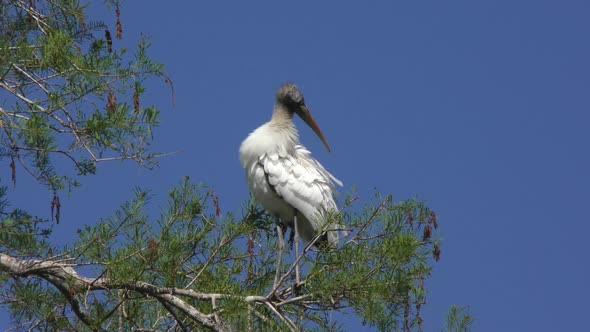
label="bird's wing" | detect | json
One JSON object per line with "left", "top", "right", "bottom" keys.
{"left": 259, "top": 145, "right": 342, "bottom": 240}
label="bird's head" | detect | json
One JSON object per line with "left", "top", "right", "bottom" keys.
{"left": 276, "top": 82, "right": 331, "bottom": 152}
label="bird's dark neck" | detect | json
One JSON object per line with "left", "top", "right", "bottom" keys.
{"left": 271, "top": 104, "right": 295, "bottom": 126}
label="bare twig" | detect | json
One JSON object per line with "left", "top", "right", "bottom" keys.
{"left": 264, "top": 301, "right": 298, "bottom": 332}
{"left": 11, "top": 64, "right": 50, "bottom": 94}
{"left": 346, "top": 195, "right": 392, "bottom": 245}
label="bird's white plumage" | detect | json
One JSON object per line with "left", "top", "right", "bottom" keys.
{"left": 240, "top": 121, "right": 344, "bottom": 245}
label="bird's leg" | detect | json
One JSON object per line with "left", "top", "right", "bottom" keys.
{"left": 274, "top": 223, "right": 285, "bottom": 289}
{"left": 288, "top": 227, "right": 295, "bottom": 250}
{"left": 294, "top": 213, "right": 301, "bottom": 286}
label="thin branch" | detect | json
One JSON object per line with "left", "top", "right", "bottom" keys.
{"left": 12, "top": 2, "right": 51, "bottom": 34}
{"left": 346, "top": 195, "right": 392, "bottom": 245}
{"left": 264, "top": 301, "right": 297, "bottom": 332}
{"left": 275, "top": 294, "right": 313, "bottom": 308}
{"left": 156, "top": 298, "right": 188, "bottom": 331}
{"left": 11, "top": 64, "right": 50, "bottom": 94}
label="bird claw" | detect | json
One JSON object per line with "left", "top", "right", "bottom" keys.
{"left": 291, "top": 281, "right": 302, "bottom": 296}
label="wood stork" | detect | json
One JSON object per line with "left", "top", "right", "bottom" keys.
{"left": 239, "top": 82, "right": 344, "bottom": 249}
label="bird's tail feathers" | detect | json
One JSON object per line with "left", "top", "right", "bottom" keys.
{"left": 314, "top": 210, "right": 348, "bottom": 248}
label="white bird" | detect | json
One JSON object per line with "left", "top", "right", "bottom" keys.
{"left": 239, "top": 82, "right": 344, "bottom": 247}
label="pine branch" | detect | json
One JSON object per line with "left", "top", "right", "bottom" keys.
{"left": 0, "top": 252, "right": 317, "bottom": 331}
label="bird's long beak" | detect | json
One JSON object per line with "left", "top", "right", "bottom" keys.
{"left": 296, "top": 105, "right": 331, "bottom": 152}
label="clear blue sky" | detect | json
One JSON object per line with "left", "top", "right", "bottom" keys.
{"left": 5, "top": 1, "right": 590, "bottom": 331}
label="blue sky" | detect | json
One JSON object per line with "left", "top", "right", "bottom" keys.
{"left": 4, "top": 1, "right": 590, "bottom": 331}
